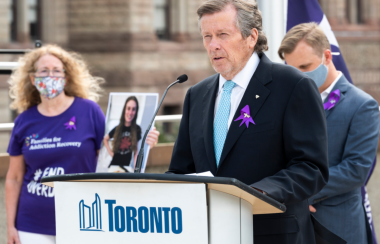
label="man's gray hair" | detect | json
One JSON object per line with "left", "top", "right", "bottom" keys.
{"left": 197, "top": 0, "right": 268, "bottom": 54}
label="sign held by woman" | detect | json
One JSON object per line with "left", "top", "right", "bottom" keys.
{"left": 97, "top": 93, "right": 158, "bottom": 173}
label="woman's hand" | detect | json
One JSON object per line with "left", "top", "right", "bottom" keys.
{"left": 146, "top": 127, "right": 160, "bottom": 148}
{"left": 7, "top": 226, "right": 21, "bottom": 244}
{"left": 6, "top": 155, "right": 25, "bottom": 244}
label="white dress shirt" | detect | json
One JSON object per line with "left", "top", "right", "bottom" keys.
{"left": 320, "top": 72, "right": 342, "bottom": 102}
{"left": 214, "top": 52, "right": 260, "bottom": 128}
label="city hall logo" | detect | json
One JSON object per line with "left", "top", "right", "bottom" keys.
{"left": 79, "top": 193, "right": 103, "bottom": 231}
{"left": 78, "top": 194, "right": 183, "bottom": 234}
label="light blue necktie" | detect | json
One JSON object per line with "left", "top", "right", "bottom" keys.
{"left": 214, "top": 80, "right": 235, "bottom": 167}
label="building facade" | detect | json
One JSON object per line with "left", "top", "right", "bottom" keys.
{"left": 319, "top": 0, "right": 380, "bottom": 101}
{"left": 0, "top": 0, "right": 379, "bottom": 149}
{"left": 0, "top": 0, "right": 214, "bottom": 116}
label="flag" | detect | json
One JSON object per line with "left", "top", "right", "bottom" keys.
{"left": 287, "top": 0, "right": 377, "bottom": 243}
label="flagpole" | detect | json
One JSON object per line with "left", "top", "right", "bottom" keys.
{"left": 283, "top": 0, "right": 288, "bottom": 34}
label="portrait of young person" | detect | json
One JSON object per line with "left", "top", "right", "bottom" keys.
{"left": 167, "top": 0, "right": 332, "bottom": 244}
{"left": 104, "top": 96, "right": 142, "bottom": 172}
{"left": 5, "top": 45, "right": 159, "bottom": 244}
{"left": 279, "top": 23, "right": 379, "bottom": 244}
{"left": 100, "top": 93, "right": 158, "bottom": 173}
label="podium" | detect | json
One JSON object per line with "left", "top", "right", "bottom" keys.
{"left": 42, "top": 173, "right": 285, "bottom": 244}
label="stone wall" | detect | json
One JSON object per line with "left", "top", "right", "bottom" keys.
{"left": 338, "top": 39, "right": 380, "bottom": 101}
{"left": 0, "top": 0, "right": 10, "bottom": 43}
{"left": 66, "top": 0, "right": 213, "bottom": 112}
{"left": 41, "top": 0, "right": 68, "bottom": 46}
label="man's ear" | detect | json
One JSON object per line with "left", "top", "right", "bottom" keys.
{"left": 248, "top": 28, "right": 259, "bottom": 49}
{"left": 324, "top": 49, "right": 333, "bottom": 65}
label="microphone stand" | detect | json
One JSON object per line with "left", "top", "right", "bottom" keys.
{"left": 134, "top": 78, "right": 185, "bottom": 173}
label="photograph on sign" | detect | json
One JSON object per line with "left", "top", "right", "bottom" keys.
{"left": 96, "top": 93, "right": 158, "bottom": 173}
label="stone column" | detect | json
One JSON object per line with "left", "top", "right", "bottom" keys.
{"left": 365, "top": 0, "right": 380, "bottom": 25}
{"left": 319, "top": 0, "right": 328, "bottom": 16}
{"left": 69, "top": 0, "right": 156, "bottom": 52}
{"left": 0, "top": 0, "right": 11, "bottom": 43}
{"left": 187, "top": 0, "right": 205, "bottom": 42}
{"left": 347, "top": 0, "right": 358, "bottom": 24}
{"left": 17, "top": 0, "right": 29, "bottom": 43}
{"left": 170, "top": 0, "right": 188, "bottom": 42}
{"left": 128, "top": 0, "right": 156, "bottom": 50}
{"left": 325, "top": 0, "right": 347, "bottom": 26}
{"left": 41, "top": 0, "right": 68, "bottom": 45}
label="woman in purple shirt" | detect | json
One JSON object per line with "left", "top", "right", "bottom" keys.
{"left": 5, "top": 45, "right": 159, "bottom": 244}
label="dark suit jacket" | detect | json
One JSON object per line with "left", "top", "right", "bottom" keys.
{"left": 168, "top": 53, "right": 329, "bottom": 244}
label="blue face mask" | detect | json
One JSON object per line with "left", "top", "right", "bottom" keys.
{"left": 303, "top": 57, "right": 328, "bottom": 88}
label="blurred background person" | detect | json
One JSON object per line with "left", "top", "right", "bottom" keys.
{"left": 279, "top": 23, "right": 379, "bottom": 244}
{"left": 6, "top": 44, "right": 105, "bottom": 244}
{"left": 5, "top": 44, "right": 159, "bottom": 244}
{"left": 103, "top": 96, "right": 142, "bottom": 172}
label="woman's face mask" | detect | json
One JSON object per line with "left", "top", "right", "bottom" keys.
{"left": 303, "top": 55, "right": 328, "bottom": 88}
{"left": 34, "top": 76, "right": 66, "bottom": 100}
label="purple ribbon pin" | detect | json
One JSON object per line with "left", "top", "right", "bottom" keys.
{"left": 234, "top": 105, "right": 255, "bottom": 128}
{"left": 324, "top": 89, "right": 340, "bottom": 110}
{"left": 64, "top": 116, "right": 76, "bottom": 130}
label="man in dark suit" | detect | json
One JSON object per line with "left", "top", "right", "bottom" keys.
{"left": 167, "top": 1, "right": 329, "bottom": 243}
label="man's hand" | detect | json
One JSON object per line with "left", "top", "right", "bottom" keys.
{"left": 146, "top": 127, "right": 160, "bottom": 148}
{"left": 251, "top": 187, "right": 267, "bottom": 195}
{"left": 309, "top": 205, "right": 317, "bottom": 213}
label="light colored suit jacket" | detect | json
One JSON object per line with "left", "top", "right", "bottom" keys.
{"left": 309, "top": 75, "right": 379, "bottom": 244}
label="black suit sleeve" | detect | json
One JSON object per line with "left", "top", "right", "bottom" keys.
{"left": 251, "top": 77, "right": 329, "bottom": 204}
{"left": 167, "top": 88, "right": 196, "bottom": 174}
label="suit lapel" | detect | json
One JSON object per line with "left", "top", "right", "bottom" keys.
{"left": 325, "top": 75, "right": 349, "bottom": 118}
{"left": 202, "top": 74, "right": 219, "bottom": 174}
{"left": 218, "top": 53, "right": 272, "bottom": 170}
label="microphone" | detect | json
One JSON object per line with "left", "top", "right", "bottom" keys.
{"left": 134, "top": 74, "right": 188, "bottom": 173}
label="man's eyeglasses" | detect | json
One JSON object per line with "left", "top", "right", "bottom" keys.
{"left": 35, "top": 69, "right": 65, "bottom": 77}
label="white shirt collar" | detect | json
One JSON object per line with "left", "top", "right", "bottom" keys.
{"left": 218, "top": 52, "right": 260, "bottom": 92}
{"left": 321, "top": 72, "right": 342, "bottom": 101}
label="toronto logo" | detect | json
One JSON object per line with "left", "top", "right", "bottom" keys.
{"left": 79, "top": 193, "right": 103, "bottom": 231}
{"left": 77, "top": 194, "right": 183, "bottom": 234}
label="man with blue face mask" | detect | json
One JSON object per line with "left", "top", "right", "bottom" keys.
{"left": 279, "top": 22, "right": 380, "bottom": 244}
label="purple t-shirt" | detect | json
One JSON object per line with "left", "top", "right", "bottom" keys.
{"left": 7, "top": 97, "right": 105, "bottom": 235}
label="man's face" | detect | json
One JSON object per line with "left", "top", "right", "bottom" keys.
{"left": 284, "top": 40, "right": 324, "bottom": 72}
{"left": 200, "top": 4, "right": 256, "bottom": 80}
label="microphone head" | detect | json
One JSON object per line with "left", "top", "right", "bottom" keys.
{"left": 177, "top": 74, "right": 188, "bottom": 83}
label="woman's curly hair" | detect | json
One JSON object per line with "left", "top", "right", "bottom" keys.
{"left": 8, "top": 44, "right": 104, "bottom": 113}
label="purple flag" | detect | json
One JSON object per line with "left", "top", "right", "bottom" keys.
{"left": 287, "top": 1, "right": 377, "bottom": 243}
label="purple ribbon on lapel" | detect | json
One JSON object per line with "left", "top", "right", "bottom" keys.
{"left": 234, "top": 105, "right": 255, "bottom": 128}
{"left": 324, "top": 89, "right": 340, "bottom": 110}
